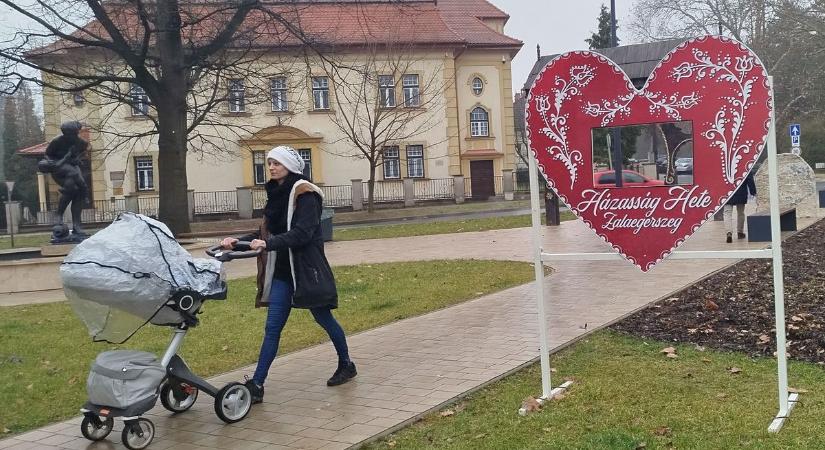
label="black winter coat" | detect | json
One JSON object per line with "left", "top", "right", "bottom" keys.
{"left": 243, "top": 181, "right": 337, "bottom": 309}
{"left": 728, "top": 174, "right": 756, "bottom": 205}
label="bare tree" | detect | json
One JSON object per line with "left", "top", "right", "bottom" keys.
{"left": 315, "top": 41, "right": 451, "bottom": 212}
{"left": 628, "top": 0, "right": 825, "bottom": 128}
{"left": 0, "top": 0, "right": 322, "bottom": 234}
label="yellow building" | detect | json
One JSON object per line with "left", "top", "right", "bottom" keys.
{"left": 25, "top": 0, "right": 522, "bottom": 215}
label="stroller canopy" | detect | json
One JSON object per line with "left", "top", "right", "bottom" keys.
{"left": 62, "top": 213, "right": 224, "bottom": 343}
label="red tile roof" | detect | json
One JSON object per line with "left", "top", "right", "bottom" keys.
{"left": 29, "top": 0, "right": 520, "bottom": 57}
{"left": 17, "top": 142, "right": 47, "bottom": 157}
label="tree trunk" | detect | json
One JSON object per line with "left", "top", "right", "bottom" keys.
{"left": 155, "top": 0, "right": 191, "bottom": 235}
{"left": 367, "top": 163, "right": 376, "bottom": 213}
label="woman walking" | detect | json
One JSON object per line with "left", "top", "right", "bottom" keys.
{"left": 221, "top": 146, "right": 356, "bottom": 403}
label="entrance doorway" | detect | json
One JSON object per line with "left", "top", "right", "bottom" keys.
{"left": 470, "top": 160, "right": 495, "bottom": 200}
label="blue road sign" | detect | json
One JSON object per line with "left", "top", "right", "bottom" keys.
{"left": 790, "top": 124, "right": 801, "bottom": 137}
{"left": 792, "top": 135, "right": 800, "bottom": 147}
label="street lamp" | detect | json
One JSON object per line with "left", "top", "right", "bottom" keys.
{"left": 4, "top": 180, "right": 15, "bottom": 248}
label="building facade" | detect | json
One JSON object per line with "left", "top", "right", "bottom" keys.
{"left": 22, "top": 0, "right": 522, "bottom": 213}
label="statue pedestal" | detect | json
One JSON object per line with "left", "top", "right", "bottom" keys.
{"left": 41, "top": 243, "right": 77, "bottom": 257}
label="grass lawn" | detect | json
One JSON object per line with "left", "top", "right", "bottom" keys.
{"left": 0, "top": 233, "right": 51, "bottom": 250}
{"left": 366, "top": 331, "right": 825, "bottom": 450}
{"left": 0, "top": 259, "right": 535, "bottom": 435}
{"left": 334, "top": 212, "right": 574, "bottom": 241}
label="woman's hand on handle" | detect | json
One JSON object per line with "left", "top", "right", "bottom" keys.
{"left": 250, "top": 239, "right": 267, "bottom": 251}
{"left": 220, "top": 237, "right": 238, "bottom": 250}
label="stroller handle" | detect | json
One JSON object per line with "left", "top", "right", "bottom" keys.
{"left": 206, "top": 241, "right": 262, "bottom": 262}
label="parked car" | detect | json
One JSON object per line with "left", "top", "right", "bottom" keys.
{"left": 593, "top": 170, "right": 666, "bottom": 188}
{"left": 675, "top": 157, "right": 693, "bottom": 174}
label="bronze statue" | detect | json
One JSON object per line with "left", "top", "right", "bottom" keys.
{"left": 38, "top": 121, "right": 90, "bottom": 243}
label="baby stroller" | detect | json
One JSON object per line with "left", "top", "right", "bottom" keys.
{"left": 61, "top": 213, "right": 260, "bottom": 449}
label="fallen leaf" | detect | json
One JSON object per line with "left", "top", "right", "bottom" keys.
{"left": 221, "top": 345, "right": 229, "bottom": 351}
{"left": 550, "top": 367, "right": 557, "bottom": 373}
{"left": 791, "top": 315, "right": 804, "bottom": 322}
{"left": 542, "top": 427, "right": 553, "bottom": 433}
{"left": 26, "top": 384, "right": 33, "bottom": 390}
{"left": 728, "top": 367, "right": 742, "bottom": 374}
{"left": 440, "top": 410, "right": 455, "bottom": 417}
{"left": 694, "top": 345, "right": 706, "bottom": 352}
{"left": 653, "top": 426, "right": 672, "bottom": 437}
{"left": 473, "top": 433, "right": 486, "bottom": 439}
{"left": 717, "top": 392, "right": 728, "bottom": 399}
{"left": 67, "top": 376, "right": 78, "bottom": 385}
{"left": 701, "top": 357, "right": 712, "bottom": 363}
{"left": 788, "top": 387, "right": 809, "bottom": 394}
{"left": 666, "top": 353, "right": 679, "bottom": 359}
{"left": 660, "top": 347, "right": 676, "bottom": 354}
{"left": 704, "top": 298, "right": 719, "bottom": 311}
{"left": 2, "top": 427, "right": 9, "bottom": 434}
{"left": 758, "top": 334, "right": 770, "bottom": 344}
{"left": 687, "top": 328, "right": 698, "bottom": 334}
{"left": 387, "top": 440, "right": 397, "bottom": 448}
{"left": 635, "top": 442, "right": 647, "bottom": 449}
{"left": 521, "top": 396, "right": 542, "bottom": 413}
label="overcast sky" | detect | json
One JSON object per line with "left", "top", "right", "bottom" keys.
{"left": 488, "top": 0, "right": 635, "bottom": 93}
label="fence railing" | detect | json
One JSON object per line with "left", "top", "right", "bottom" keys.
{"left": 194, "top": 190, "right": 237, "bottom": 214}
{"left": 21, "top": 174, "right": 530, "bottom": 227}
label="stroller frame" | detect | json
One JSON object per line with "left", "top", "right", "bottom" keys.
{"left": 79, "top": 288, "right": 253, "bottom": 450}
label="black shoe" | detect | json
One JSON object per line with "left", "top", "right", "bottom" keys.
{"left": 726, "top": 232, "right": 732, "bottom": 243}
{"left": 244, "top": 378, "right": 264, "bottom": 404}
{"left": 737, "top": 232, "right": 746, "bottom": 240}
{"left": 327, "top": 361, "right": 357, "bottom": 386}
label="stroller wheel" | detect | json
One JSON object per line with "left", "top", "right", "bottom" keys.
{"left": 80, "top": 414, "right": 113, "bottom": 441}
{"left": 214, "top": 382, "right": 252, "bottom": 424}
{"left": 160, "top": 380, "right": 198, "bottom": 413}
{"left": 121, "top": 418, "right": 154, "bottom": 450}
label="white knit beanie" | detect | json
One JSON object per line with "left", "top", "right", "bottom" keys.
{"left": 266, "top": 145, "right": 305, "bottom": 174}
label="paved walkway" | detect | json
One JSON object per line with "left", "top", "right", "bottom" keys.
{"left": 0, "top": 216, "right": 810, "bottom": 449}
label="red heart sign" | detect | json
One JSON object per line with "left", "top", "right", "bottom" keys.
{"left": 525, "top": 36, "right": 772, "bottom": 271}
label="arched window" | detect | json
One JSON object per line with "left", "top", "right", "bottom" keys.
{"left": 472, "top": 77, "right": 484, "bottom": 95}
{"left": 470, "top": 107, "right": 489, "bottom": 137}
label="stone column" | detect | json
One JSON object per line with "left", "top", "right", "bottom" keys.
{"left": 125, "top": 194, "right": 139, "bottom": 214}
{"left": 351, "top": 179, "right": 363, "bottom": 211}
{"left": 36, "top": 172, "right": 47, "bottom": 211}
{"left": 187, "top": 190, "right": 195, "bottom": 222}
{"left": 236, "top": 187, "right": 254, "bottom": 219}
{"left": 453, "top": 175, "right": 465, "bottom": 204}
{"left": 5, "top": 201, "right": 20, "bottom": 234}
{"left": 403, "top": 178, "right": 415, "bottom": 207}
{"left": 502, "top": 169, "right": 514, "bottom": 201}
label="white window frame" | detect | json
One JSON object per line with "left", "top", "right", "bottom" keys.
{"left": 402, "top": 74, "right": 420, "bottom": 107}
{"left": 378, "top": 75, "right": 396, "bottom": 108}
{"left": 406, "top": 145, "right": 424, "bottom": 178}
{"left": 470, "top": 107, "right": 489, "bottom": 137}
{"left": 135, "top": 156, "right": 154, "bottom": 191}
{"left": 383, "top": 146, "right": 400, "bottom": 179}
{"left": 472, "top": 77, "right": 484, "bottom": 95}
{"left": 270, "top": 77, "right": 288, "bottom": 112}
{"left": 228, "top": 79, "right": 245, "bottom": 112}
{"left": 253, "top": 151, "right": 266, "bottom": 185}
{"left": 130, "top": 84, "right": 149, "bottom": 116}
{"left": 299, "top": 149, "right": 312, "bottom": 179}
{"left": 312, "top": 76, "right": 330, "bottom": 110}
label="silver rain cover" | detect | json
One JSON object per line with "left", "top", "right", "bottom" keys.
{"left": 61, "top": 213, "right": 224, "bottom": 343}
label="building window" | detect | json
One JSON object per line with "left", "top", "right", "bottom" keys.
{"left": 472, "top": 77, "right": 484, "bottom": 95}
{"left": 228, "top": 79, "right": 245, "bottom": 112}
{"left": 299, "top": 149, "right": 312, "bottom": 179}
{"left": 130, "top": 84, "right": 149, "bottom": 116}
{"left": 383, "top": 146, "right": 400, "bottom": 179}
{"left": 253, "top": 151, "right": 266, "bottom": 185}
{"left": 406, "top": 145, "right": 424, "bottom": 178}
{"left": 312, "top": 76, "right": 330, "bottom": 110}
{"left": 378, "top": 75, "right": 396, "bottom": 108}
{"left": 402, "top": 74, "right": 419, "bottom": 107}
{"left": 72, "top": 91, "right": 85, "bottom": 107}
{"left": 135, "top": 157, "right": 154, "bottom": 191}
{"left": 470, "top": 107, "right": 489, "bottom": 137}
{"left": 271, "top": 77, "right": 288, "bottom": 111}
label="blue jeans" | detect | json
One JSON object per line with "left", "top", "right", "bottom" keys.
{"left": 252, "top": 279, "right": 349, "bottom": 385}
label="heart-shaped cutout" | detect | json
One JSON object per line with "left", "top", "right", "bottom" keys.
{"left": 525, "top": 36, "right": 772, "bottom": 271}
